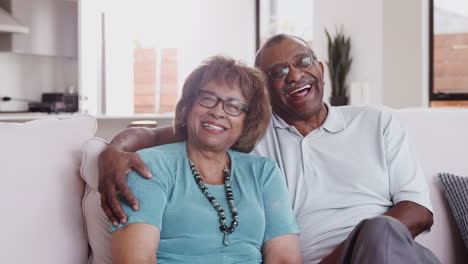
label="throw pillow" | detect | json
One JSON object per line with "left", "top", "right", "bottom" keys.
{"left": 439, "top": 173, "right": 468, "bottom": 249}
{"left": 80, "top": 137, "right": 112, "bottom": 264}
{"left": 0, "top": 115, "right": 96, "bottom": 264}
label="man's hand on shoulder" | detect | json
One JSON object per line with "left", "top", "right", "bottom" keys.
{"left": 98, "top": 146, "right": 152, "bottom": 226}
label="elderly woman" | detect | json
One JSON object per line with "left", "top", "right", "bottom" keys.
{"left": 111, "top": 56, "right": 302, "bottom": 264}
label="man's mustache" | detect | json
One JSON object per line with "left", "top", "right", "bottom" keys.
{"left": 283, "top": 76, "right": 318, "bottom": 94}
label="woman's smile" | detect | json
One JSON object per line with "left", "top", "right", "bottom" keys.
{"left": 201, "top": 120, "right": 227, "bottom": 134}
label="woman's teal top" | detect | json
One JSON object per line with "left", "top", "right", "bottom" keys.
{"left": 111, "top": 142, "right": 298, "bottom": 263}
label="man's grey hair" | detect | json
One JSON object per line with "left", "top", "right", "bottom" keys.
{"left": 254, "top": 34, "right": 318, "bottom": 69}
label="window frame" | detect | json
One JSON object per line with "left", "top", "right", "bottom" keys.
{"left": 430, "top": 0, "right": 468, "bottom": 101}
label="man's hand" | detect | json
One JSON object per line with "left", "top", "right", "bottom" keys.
{"left": 98, "top": 146, "right": 152, "bottom": 226}
{"left": 384, "top": 200, "right": 433, "bottom": 238}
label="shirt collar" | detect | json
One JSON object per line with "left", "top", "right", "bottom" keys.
{"left": 321, "top": 102, "right": 346, "bottom": 133}
{"left": 271, "top": 102, "right": 346, "bottom": 133}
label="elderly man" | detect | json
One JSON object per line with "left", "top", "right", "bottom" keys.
{"left": 99, "top": 34, "right": 439, "bottom": 263}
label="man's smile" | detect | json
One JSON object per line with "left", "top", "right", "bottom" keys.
{"left": 285, "top": 78, "right": 318, "bottom": 99}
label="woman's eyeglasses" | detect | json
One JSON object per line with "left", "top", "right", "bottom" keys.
{"left": 267, "top": 53, "right": 316, "bottom": 80}
{"left": 197, "top": 90, "right": 248, "bottom": 117}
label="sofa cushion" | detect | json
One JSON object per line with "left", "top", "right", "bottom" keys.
{"left": 394, "top": 108, "right": 468, "bottom": 264}
{"left": 439, "top": 173, "right": 468, "bottom": 250}
{"left": 0, "top": 115, "right": 96, "bottom": 264}
{"left": 80, "top": 138, "right": 112, "bottom": 264}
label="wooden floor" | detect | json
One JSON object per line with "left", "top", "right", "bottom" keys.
{"left": 430, "top": 100, "right": 468, "bottom": 108}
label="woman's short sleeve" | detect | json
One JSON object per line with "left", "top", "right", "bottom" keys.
{"left": 261, "top": 160, "right": 299, "bottom": 243}
{"left": 110, "top": 150, "right": 171, "bottom": 232}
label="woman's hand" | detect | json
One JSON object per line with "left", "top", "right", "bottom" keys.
{"left": 98, "top": 146, "right": 152, "bottom": 226}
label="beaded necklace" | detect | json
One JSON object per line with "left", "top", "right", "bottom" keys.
{"left": 188, "top": 158, "right": 239, "bottom": 246}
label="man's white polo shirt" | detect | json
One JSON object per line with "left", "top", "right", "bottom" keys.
{"left": 251, "top": 104, "right": 432, "bottom": 264}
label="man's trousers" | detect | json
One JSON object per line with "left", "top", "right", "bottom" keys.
{"left": 337, "top": 216, "right": 440, "bottom": 264}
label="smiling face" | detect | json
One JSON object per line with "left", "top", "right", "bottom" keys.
{"left": 257, "top": 37, "right": 326, "bottom": 122}
{"left": 186, "top": 81, "right": 247, "bottom": 153}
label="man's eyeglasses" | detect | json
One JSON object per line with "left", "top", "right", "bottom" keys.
{"left": 267, "top": 53, "right": 316, "bottom": 80}
{"left": 197, "top": 90, "right": 248, "bottom": 117}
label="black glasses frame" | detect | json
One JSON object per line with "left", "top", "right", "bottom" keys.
{"left": 196, "top": 90, "right": 248, "bottom": 117}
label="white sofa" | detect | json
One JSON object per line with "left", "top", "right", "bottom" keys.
{"left": 0, "top": 108, "right": 467, "bottom": 264}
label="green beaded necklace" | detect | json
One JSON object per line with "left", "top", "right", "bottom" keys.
{"left": 188, "top": 158, "right": 239, "bottom": 246}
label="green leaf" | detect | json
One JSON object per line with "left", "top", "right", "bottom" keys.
{"left": 324, "top": 26, "right": 352, "bottom": 97}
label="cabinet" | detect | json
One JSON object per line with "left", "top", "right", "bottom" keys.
{"left": 0, "top": 0, "right": 77, "bottom": 57}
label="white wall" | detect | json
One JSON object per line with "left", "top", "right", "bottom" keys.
{"left": 314, "top": 0, "right": 383, "bottom": 106}
{"left": 383, "top": 0, "right": 429, "bottom": 108}
{"left": 0, "top": 53, "right": 77, "bottom": 111}
{"left": 313, "top": 0, "right": 428, "bottom": 108}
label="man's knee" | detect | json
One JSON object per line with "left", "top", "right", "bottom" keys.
{"left": 361, "top": 216, "right": 401, "bottom": 232}
{"left": 358, "top": 216, "right": 411, "bottom": 243}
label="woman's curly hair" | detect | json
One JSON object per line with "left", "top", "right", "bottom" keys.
{"left": 174, "top": 56, "right": 271, "bottom": 153}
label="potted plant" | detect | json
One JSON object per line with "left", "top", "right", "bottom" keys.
{"left": 325, "top": 27, "right": 352, "bottom": 106}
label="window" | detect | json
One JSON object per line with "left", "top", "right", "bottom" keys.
{"left": 80, "top": 0, "right": 256, "bottom": 116}
{"left": 258, "top": 0, "right": 314, "bottom": 49}
{"left": 430, "top": 0, "right": 468, "bottom": 103}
